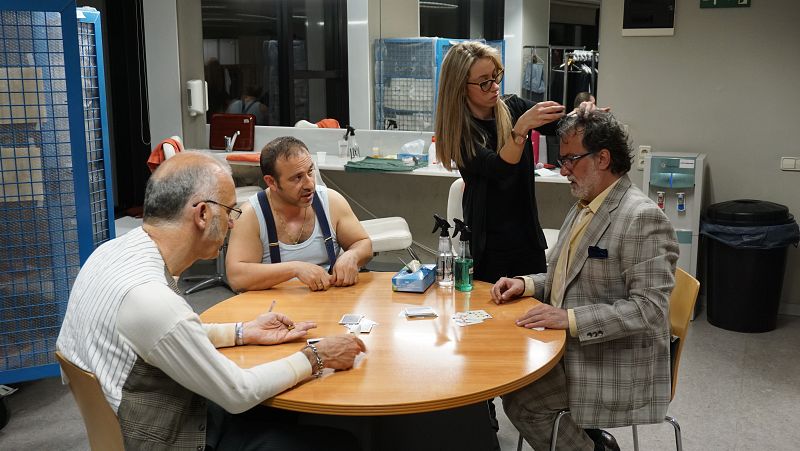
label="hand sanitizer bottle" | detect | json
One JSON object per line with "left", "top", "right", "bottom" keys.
{"left": 432, "top": 214, "right": 453, "bottom": 287}
{"left": 452, "top": 218, "right": 473, "bottom": 292}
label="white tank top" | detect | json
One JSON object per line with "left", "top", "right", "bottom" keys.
{"left": 248, "top": 186, "right": 339, "bottom": 269}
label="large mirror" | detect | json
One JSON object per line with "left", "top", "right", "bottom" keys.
{"left": 198, "top": 0, "right": 600, "bottom": 131}
{"left": 201, "top": 0, "right": 350, "bottom": 127}
{"left": 373, "top": 0, "right": 600, "bottom": 131}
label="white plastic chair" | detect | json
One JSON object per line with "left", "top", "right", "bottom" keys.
{"left": 360, "top": 217, "right": 413, "bottom": 253}
{"left": 446, "top": 178, "right": 559, "bottom": 257}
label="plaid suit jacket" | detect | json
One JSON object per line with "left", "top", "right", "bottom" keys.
{"left": 531, "top": 175, "right": 679, "bottom": 428}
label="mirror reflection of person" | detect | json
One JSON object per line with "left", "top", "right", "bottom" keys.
{"left": 227, "top": 84, "right": 269, "bottom": 125}
{"left": 205, "top": 57, "right": 229, "bottom": 121}
{"left": 571, "top": 91, "right": 610, "bottom": 115}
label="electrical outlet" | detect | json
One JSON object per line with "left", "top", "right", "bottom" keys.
{"left": 780, "top": 157, "right": 799, "bottom": 171}
{"left": 637, "top": 145, "right": 651, "bottom": 170}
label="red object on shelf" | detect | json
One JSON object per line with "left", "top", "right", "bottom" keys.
{"left": 209, "top": 113, "right": 256, "bottom": 151}
{"left": 530, "top": 130, "right": 541, "bottom": 164}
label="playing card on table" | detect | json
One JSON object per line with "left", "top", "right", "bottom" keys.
{"left": 404, "top": 306, "right": 438, "bottom": 318}
{"left": 451, "top": 310, "right": 492, "bottom": 327}
{"left": 453, "top": 317, "right": 482, "bottom": 327}
{"left": 465, "top": 310, "right": 492, "bottom": 321}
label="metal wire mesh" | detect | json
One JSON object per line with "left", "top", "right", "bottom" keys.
{"left": 374, "top": 39, "right": 436, "bottom": 131}
{"left": 374, "top": 38, "right": 503, "bottom": 132}
{"left": 0, "top": 8, "right": 82, "bottom": 382}
{"left": 1, "top": 5, "right": 112, "bottom": 383}
{"left": 78, "top": 17, "right": 110, "bottom": 247}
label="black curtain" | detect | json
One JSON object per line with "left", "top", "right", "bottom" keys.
{"left": 105, "top": 0, "right": 151, "bottom": 215}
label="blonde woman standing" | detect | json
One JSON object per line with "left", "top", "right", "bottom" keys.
{"left": 435, "top": 41, "right": 565, "bottom": 283}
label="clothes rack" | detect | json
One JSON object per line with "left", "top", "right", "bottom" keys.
{"left": 561, "top": 50, "right": 598, "bottom": 106}
{"left": 522, "top": 45, "right": 550, "bottom": 101}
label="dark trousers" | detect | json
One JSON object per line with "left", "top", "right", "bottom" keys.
{"left": 474, "top": 246, "right": 547, "bottom": 284}
{"left": 206, "top": 402, "right": 359, "bottom": 451}
{"left": 473, "top": 245, "right": 546, "bottom": 451}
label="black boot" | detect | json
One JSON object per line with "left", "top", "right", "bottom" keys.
{"left": 584, "top": 428, "right": 620, "bottom": 451}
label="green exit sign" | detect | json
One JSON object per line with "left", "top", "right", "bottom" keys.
{"left": 700, "top": 0, "right": 751, "bottom": 8}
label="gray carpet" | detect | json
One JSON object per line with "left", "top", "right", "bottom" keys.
{"left": 2, "top": 260, "right": 800, "bottom": 450}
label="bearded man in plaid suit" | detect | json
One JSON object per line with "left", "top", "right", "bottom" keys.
{"left": 491, "top": 110, "right": 679, "bottom": 451}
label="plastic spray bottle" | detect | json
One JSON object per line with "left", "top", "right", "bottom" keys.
{"left": 346, "top": 126, "right": 360, "bottom": 159}
{"left": 428, "top": 136, "right": 437, "bottom": 166}
{"left": 432, "top": 214, "right": 454, "bottom": 287}
{"left": 338, "top": 128, "right": 349, "bottom": 159}
{"left": 452, "top": 218, "right": 473, "bottom": 292}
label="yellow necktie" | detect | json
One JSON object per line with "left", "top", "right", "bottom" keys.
{"left": 550, "top": 205, "right": 593, "bottom": 308}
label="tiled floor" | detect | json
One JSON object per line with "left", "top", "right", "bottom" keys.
{"left": 2, "top": 267, "right": 800, "bottom": 450}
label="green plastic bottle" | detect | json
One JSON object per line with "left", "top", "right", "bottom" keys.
{"left": 452, "top": 218, "right": 473, "bottom": 292}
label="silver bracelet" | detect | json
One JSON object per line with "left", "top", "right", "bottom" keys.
{"left": 303, "top": 344, "right": 324, "bottom": 378}
{"left": 235, "top": 322, "right": 244, "bottom": 346}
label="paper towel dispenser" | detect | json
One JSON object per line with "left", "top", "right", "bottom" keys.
{"left": 186, "top": 79, "right": 208, "bottom": 117}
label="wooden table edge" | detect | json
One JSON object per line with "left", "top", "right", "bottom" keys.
{"left": 262, "top": 333, "right": 566, "bottom": 416}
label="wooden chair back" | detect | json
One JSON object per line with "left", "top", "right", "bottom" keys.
{"left": 55, "top": 351, "right": 124, "bottom": 451}
{"left": 668, "top": 268, "right": 700, "bottom": 400}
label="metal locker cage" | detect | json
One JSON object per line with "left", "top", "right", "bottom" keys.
{"left": 0, "top": 1, "right": 113, "bottom": 385}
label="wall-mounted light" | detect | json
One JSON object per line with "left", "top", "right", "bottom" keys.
{"left": 419, "top": 1, "right": 459, "bottom": 10}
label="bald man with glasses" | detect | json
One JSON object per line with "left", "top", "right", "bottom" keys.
{"left": 58, "top": 153, "right": 365, "bottom": 450}
{"left": 491, "top": 111, "right": 679, "bottom": 451}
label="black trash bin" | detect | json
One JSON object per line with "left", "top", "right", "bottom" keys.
{"left": 701, "top": 200, "right": 800, "bottom": 332}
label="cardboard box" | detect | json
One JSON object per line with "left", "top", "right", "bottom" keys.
{"left": 391, "top": 264, "right": 436, "bottom": 293}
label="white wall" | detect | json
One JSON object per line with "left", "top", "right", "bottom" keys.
{"left": 470, "top": 0, "right": 485, "bottom": 38}
{"left": 142, "top": 0, "right": 183, "bottom": 144}
{"left": 598, "top": 0, "right": 800, "bottom": 313}
{"left": 176, "top": 0, "right": 206, "bottom": 147}
{"left": 503, "top": 0, "right": 524, "bottom": 94}
{"left": 522, "top": 0, "right": 550, "bottom": 48}
{"left": 347, "top": 0, "right": 373, "bottom": 129}
{"left": 379, "top": 0, "right": 419, "bottom": 38}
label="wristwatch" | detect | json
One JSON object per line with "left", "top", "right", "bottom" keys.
{"left": 511, "top": 129, "right": 526, "bottom": 145}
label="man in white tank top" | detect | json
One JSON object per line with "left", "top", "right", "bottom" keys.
{"left": 226, "top": 136, "right": 372, "bottom": 292}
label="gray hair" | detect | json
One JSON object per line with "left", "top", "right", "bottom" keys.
{"left": 143, "top": 153, "right": 231, "bottom": 224}
{"left": 557, "top": 111, "right": 633, "bottom": 175}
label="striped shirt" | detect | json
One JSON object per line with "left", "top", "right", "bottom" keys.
{"left": 56, "top": 227, "right": 311, "bottom": 414}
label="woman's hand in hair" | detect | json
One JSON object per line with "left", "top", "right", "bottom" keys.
{"left": 517, "top": 101, "right": 565, "bottom": 132}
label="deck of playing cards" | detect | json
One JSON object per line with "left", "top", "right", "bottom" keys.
{"left": 404, "top": 306, "right": 438, "bottom": 318}
{"left": 452, "top": 310, "right": 492, "bottom": 327}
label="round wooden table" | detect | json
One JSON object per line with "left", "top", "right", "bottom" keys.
{"left": 200, "top": 272, "right": 565, "bottom": 416}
